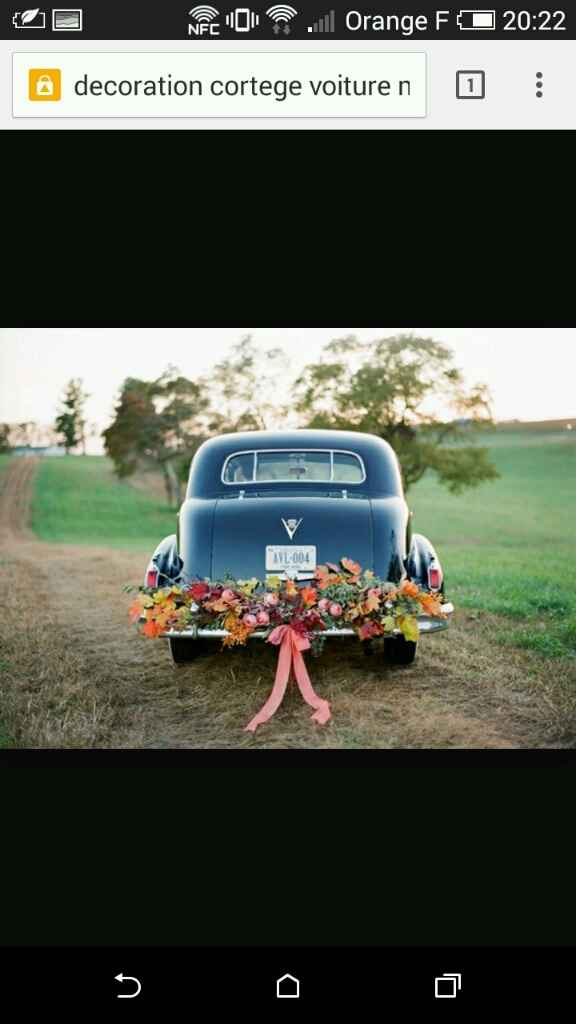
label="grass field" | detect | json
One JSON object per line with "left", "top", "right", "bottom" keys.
{"left": 31, "top": 456, "right": 176, "bottom": 551}
{"left": 27, "top": 430, "right": 576, "bottom": 660}
{"left": 410, "top": 428, "right": 576, "bottom": 658}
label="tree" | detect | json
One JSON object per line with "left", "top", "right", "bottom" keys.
{"left": 1, "top": 422, "right": 58, "bottom": 449}
{"left": 293, "top": 334, "right": 499, "bottom": 494}
{"left": 206, "top": 335, "right": 291, "bottom": 435}
{"left": 102, "top": 368, "right": 210, "bottom": 506}
{"left": 55, "top": 378, "right": 90, "bottom": 454}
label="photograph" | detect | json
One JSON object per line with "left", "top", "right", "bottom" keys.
{"left": 1, "top": 324, "right": 574, "bottom": 749}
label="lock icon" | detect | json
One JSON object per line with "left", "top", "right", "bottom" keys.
{"left": 29, "top": 68, "right": 62, "bottom": 101}
{"left": 36, "top": 74, "right": 53, "bottom": 96}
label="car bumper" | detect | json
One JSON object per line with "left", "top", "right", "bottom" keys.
{"left": 161, "top": 602, "right": 454, "bottom": 639}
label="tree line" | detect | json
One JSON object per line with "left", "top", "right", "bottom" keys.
{"left": 1, "top": 333, "right": 499, "bottom": 505}
{"left": 0, "top": 378, "right": 91, "bottom": 456}
{"left": 103, "top": 334, "right": 498, "bottom": 505}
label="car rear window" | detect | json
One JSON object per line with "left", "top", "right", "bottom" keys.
{"left": 222, "top": 450, "right": 365, "bottom": 484}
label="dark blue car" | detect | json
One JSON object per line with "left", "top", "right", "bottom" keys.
{"left": 145, "top": 429, "right": 453, "bottom": 664}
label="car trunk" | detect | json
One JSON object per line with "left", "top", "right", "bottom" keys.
{"left": 211, "top": 496, "right": 373, "bottom": 580}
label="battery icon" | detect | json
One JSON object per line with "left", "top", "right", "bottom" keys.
{"left": 457, "top": 10, "right": 496, "bottom": 30}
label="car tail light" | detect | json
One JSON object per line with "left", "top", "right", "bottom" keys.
{"left": 428, "top": 565, "right": 442, "bottom": 590}
{"left": 146, "top": 566, "right": 159, "bottom": 588}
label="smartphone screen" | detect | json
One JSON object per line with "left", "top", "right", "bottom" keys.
{"left": 1, "top": 323, "right": 575, "bottom": 1009}
{"left": 4, "top": 1, "right": 575, "bottom": 127}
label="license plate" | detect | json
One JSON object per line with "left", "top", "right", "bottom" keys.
{"left": 265, "top": 545, "right": 317, "bottom": 572}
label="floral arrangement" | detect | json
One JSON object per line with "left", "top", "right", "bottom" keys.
{"left": 129, "top": 557, "right": 445, "bottom": 650}
{"left": 128, "top": 559, "right": 446, "bottom": 732}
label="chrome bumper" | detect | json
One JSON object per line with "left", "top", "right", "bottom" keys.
{"left": 162, "top": 602, "right": 454, "bottom": 639}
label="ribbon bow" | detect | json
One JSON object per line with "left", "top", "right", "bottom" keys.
{"left": 244, "top": 624, "right": 332, "bottom": 733}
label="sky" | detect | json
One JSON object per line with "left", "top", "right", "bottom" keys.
{"left": 1, "top": 326, "right": 574, "bottom": 453}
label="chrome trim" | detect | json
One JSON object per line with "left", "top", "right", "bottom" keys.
{"left": 221, "top": 448, "right": 367, "bottom": 486}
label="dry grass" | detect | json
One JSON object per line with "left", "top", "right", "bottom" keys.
{"left": 2, "top": 457, "right": 576, "bottom": 749}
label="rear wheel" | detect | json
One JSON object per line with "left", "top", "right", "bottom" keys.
{"left": 383, "top": 636, "right": 417, "bottom": 665}
{"left": 168, "top": 638, "right": 219, "bottom": 664}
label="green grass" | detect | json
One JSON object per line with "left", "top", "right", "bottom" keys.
{"left": 31, "top": 456, "right": 177, "bottom": 552}
{"left": 410, "top": 430, "right": 576, "bottom": 657}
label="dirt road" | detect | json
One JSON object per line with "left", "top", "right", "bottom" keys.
{"left": 1, "top": 457, "right": 575, "bottom": 748}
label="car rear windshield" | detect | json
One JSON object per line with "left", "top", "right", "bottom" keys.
{"left": 222, "top": 450, "right": 366, "bottom": 484}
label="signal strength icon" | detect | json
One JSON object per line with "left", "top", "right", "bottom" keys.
{"left": 307, "top": 9, "right": 335, "bottom": 32}
{"left": 266, "top": 5, "right": 298, "bottom": 34}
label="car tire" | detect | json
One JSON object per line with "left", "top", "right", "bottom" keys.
{"left": 168, "top": 638, "right": 219, "bottom": 664}
{"left": 383, "top": 636, "right": 417, "bottom": 665}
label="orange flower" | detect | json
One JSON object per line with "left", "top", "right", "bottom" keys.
{"left": 418, "top": 592, "right": 443, "bottom": 616}
{"left": 341, "top": 557, "right": 362, "bottom": 576}
{"left": 128, "top": 599, "right": 144, "bottom": 623}
{"left": 400, "top": 580, "right": 420, "bottom": 598}
{"left": 142, "top": 620, "right": 163, "bottom": 638}
{"left": 284, "top": 579, "right": 298, "bottom": 598}
{"left": 300, "top": 586, "right": 318, "bottom": 607}
{"left": 222, "top": 612, "right": 252, "bottom": 647}
{"left": 364, "top": 589, "right": 381, "bottom": 612}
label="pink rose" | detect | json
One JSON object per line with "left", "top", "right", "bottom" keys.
{"left": 318, "top": 598, "right": 330, "bottom": 613}
{"left": 329, "top": 603, "right": 343, "bottom": 618}
{"left": 263, "top": 592, "right": 279, "bottom": 606}
{"left": 242, "top": 613, "right": 257, "bottom": 627}
{"left": 222, "top": 588, "right": 236, "bottom": 602}
{"left": 256, "top": 610, "right": 270, "bottom": 625}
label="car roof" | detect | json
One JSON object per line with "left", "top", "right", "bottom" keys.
{"left": 186, "top": 430, "right": 403, "bottom": 498}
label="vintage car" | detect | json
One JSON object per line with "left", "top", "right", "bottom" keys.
{"left": 145, "top": 430, "right": 453, "bottom": 665}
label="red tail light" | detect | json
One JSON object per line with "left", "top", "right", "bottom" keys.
{"left": 146, "top": 567, "right": 159, "bottom": 588}
{"left": 428, "top": 565, "right": 441, "bottom": 590}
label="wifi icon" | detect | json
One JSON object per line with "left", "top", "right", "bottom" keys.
{"left": 266, "top": 4, "right": 298, "bottom": 34}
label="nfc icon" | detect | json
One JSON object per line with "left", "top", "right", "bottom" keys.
{"left": 188, "top": 6, "right": 220, "bottom": 36}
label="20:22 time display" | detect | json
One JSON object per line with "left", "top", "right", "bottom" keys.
{"left": 503, "top": 10, "right": 566, "bottom": 30}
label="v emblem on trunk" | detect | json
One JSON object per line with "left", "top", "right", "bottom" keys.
{"left": 281, "top": 518, "right": 303, "bottom": 540}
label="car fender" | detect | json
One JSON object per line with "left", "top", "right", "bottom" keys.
{"left": 144, "top": 534, "right": 183, "bottom": 587}
{"left": 405, "top": 532, "right": 444, "bottom": 592}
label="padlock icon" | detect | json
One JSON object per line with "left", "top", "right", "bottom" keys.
{"left": 36, "top": 74, "right": 54, "bottom": 96}
{"left": 29, "top": 68, "right": 62, "bottom": 101}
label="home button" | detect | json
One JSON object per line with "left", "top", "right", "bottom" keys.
{"left": 276, "top": 973, "right": 300, "bottom": 999}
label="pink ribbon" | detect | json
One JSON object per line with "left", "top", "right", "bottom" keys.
{"left": 244, "top": 624, "right": 332, "bottom": 733}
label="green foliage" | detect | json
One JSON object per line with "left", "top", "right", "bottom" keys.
{"left": 103, "top": 340, "right": 292, "bottom": 500}
{"left": 102, "top": 367, "right": 209, "bottom": 505}
{"left": 410, "top": 430, "right": 576, "bottom": 657}
{"left": 31, "top": 456, "right": 176, "bottom": 550}
{"left": 293, "top": 333, "right": 498, "bottom": 493}
{"left": 55, "top": 378, "right": 89, "bottom": 454}
{"left": 206, "top": 335, "right": 291, "bottom": 434}
{"left": 0, "top": 424, "right": 10, "bottom": 453}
